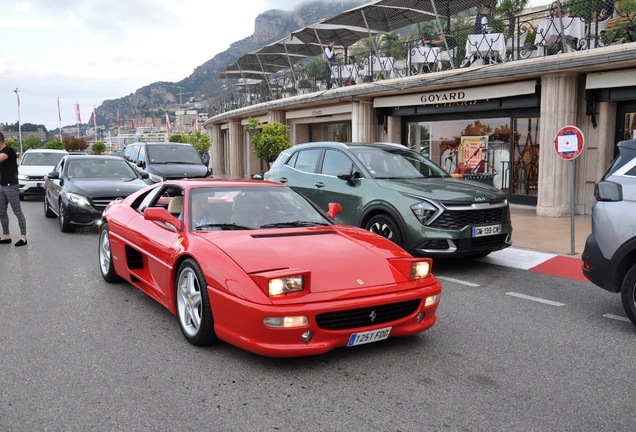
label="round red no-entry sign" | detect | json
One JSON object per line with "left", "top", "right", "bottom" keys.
{"left": 554, "top": 126, "right": 584, "bottom": 160}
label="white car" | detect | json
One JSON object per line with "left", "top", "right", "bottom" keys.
{"left": 18, "top": 149, "right": 68, "bottom": 200}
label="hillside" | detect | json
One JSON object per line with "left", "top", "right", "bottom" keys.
{"left": 92, "top": 1, "right": 365, "bottom": 128}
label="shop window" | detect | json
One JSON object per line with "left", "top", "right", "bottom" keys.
{"left": 624, "top": 112, "right": 636, "bottom": 141}
{"left": 511, "top": 118, "right": 540, "bottom": 197}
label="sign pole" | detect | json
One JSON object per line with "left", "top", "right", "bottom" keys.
{"left": 554, "top": 125, "right": 584, "bottom": 256}
{"left": 570, "top": 160, "right": 575, "bottom": 255}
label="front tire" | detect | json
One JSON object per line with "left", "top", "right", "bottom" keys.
{"left": 58, "top": 201, "right": 74, "bottom": 232}
{"left": 176, "top": 258, "right": 218, "bottom": 346}
{"left": 44, "top": 195, "right": 55, "bottom": 218}
{"left": 620, "top": 262, "right": 636, "bottom": 326}
{"left": 365, "top": 214, "right": 404, "bottom": 248}
{"left": 99, "top": 223, "right": 121, "bottom": 283}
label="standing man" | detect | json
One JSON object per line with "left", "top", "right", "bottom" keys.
{"left": 324, "top": 41, "right": 337, "bottom": 90}
{"left": 473, "top": 4, "right": 493, "bottom": 34}
{"left": 0, "top": 132, "right": 28, "bottom": 246}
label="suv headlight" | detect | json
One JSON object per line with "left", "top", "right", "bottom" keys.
{"left": 18, "top": 174, "right": 29, "bottom": 180}
{"left": 67, "top": 192, "right": 90, "bottom": 206}
{"left": 411, "top": 199, "right": 443, "bottom": 226}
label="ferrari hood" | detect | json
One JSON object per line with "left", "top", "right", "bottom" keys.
{"left": 209, "top": 229, "right": 405, "bottom": 292}
{"left": 375, "top": 177, "right": 504, "bottom": 202}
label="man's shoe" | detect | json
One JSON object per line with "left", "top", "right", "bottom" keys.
{"left": 0, "top": 238, "right": 11, "bottom": 244}
{"left": 14, "top": 239, "right": 27, "bottom": 247}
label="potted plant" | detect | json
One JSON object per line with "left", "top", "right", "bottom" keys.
{"left": 298, "top": 79, "right": 312, "bottom": 94}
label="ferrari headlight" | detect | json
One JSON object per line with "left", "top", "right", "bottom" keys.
{"left": 263, "top": 316, "right": 308, "bottom": 328}
{"left": 269, "top": 276, "right": 304, "bottom": 296}
{"left": 411, "top": 199, "right": 443, "bottom": 226}
{"left": 410, "top": 261, "right": 431, "bottom": 279}
{"left": 67, "top": 192, "right": 90, "bottom": 206}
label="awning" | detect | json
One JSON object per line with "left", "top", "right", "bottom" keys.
{"left": 291, "top": 22, "right": 381, "bottom": 48}
{"left": 374, "top": 80, "right": 538, "bottom": 108}
{"left": 586, "top": 69, "right": 636, "bottom": 89}
{"left": 257, "top": 36, "right": 325, "bottom": 58}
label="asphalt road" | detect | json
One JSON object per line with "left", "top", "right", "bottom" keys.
{"left": 1, "top": 198, "right": 635, "bottom": 431}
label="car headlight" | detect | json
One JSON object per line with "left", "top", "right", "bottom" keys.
{"left": 250, "top": 269, "right": 310, "bottom": 297}
{"left": 148, "top": 173, "right": 164, "bottom": 183}
{"left": 410, "top": 261, "right": 431, "bottom": 279}
{"left": 269, "top": 276, "right": 304, "bottom": 296}
{"left": 388, "top": 257, "right": 433, "bottom": 280}
{"left": 262, "top": 316, "right": 308, "bottom": 328}
{"left": 410, "top": 199, "right": 443, "bottom": 226}
{"left": 67, "top": 192, "right": 90, "bottom": 206}
{"left": 18, "top": 174, "right": 29, "bottom": 180}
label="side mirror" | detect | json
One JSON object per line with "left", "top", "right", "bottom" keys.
{"left": 327, "top": 202, "right": 342, "bottom": 219}
{"left": 144, "top": 207, "right": 183, "bottom": 231}
{"left": 595, "top": 181, "right": 622, "bottom": 202}
{"left": 336, "top": 169, "right": 361, "bottom": 186}
{"left": 251, "top": 174, "right": 263, "bottom": 180}
{"left": 46, "top": 171, "right": 60, "bottom": 179}
{"left": 139, "top": 172, "right": 149, "bottom": 180}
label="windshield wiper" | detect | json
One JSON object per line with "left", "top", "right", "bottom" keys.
{"left": 260, "top": 221, "right": 330, "bottom": 228}
{"left": 195, "top": 223, "right": 254, "bottom": 230}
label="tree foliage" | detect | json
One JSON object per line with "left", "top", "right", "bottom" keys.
{"left": 4, "top": 138, "right": 20, "bottom": 152}
{"left": 169, "top": 131, "right": 211, "bottom": 155}
{"left": 92, "top": 142, "right": 106, "bottom": 154}
{"left": 44, "top": 140, "right": 65, "bottom": 150}
{"left": 24, "top": 136, "right": 41, "bottom": 149}
{"left": 62, "top": 136, "right": 89, "bottom": 152}
{"left": 244, "top": 118, "right": 292, "bottom": 167}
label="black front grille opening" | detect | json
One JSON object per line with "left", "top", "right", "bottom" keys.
{"left": 470, "top": 234, "right": 508, "bottom": 248}
{"left": 418, "top": 239, "right": 451, "bottom": 250}
{"left": 430, "top": 207, "right": 510, "bottom": 230}
{"left": 315, "top": 299, "right": 421, "bottom": 330}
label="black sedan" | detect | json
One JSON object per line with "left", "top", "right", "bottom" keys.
{"left": 44, "top": 155, "right": 148, "bottom": 232}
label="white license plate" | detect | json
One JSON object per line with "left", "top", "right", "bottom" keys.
{"left": 472, "top": 224, "right": 502, "bottom": 237}
{"left": 347, "top": 327, "right": 391, "bottom": 347}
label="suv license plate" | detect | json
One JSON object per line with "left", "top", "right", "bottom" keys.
{"left": 347, "top": 327, "right": 391, "bottom": 347}
{"left": 472, "top": 224, "right": 502, "bottom": 237}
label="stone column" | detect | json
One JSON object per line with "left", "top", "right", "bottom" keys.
{"left": 209, "top": 123, "right": 225, "bottom": 178}
{"left": 537, "top": 72, "right": 579, "bottom": 217}
{"left": 268, "top": 110, "right": 285, "bottom": 125}
{"left": 352, "top": 99, "right": 375, "bottom": 142}
{"left": 386, "top": 116, "right": 401, "bottom": 144}
{"left": 228, "top": 119, "right": 244, "bottom": 178}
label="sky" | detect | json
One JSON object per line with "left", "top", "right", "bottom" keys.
{"left": 0, "top": 0, "right": 298, "bottom": 131}
{"left": 1, "top": 0, "right": 551, "bottom": 132}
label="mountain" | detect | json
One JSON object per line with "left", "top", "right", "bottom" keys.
{"left": 92, "top": 1, "right": 366, "bottom": 128}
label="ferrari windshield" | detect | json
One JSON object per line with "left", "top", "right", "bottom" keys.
{"left": 189, "top": 186, "right": 332, "bottom": 231}
{"left": 350, "top": 146, "right": 448, "bottom": 179}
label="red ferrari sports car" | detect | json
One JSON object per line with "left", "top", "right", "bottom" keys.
{"left": 98, "top": 179, "right": 442, "bottom": 357}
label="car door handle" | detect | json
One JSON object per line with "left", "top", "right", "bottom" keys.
{"left": 279, "top": 177, "right": 288, "bottom": 183}
{"left": 315, "top": 182, "right": 325, "bottom": 188}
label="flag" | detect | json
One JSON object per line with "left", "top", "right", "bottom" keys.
{"left": 57, "top": 98, "right": 61, "bottom": 121}
{"left": 117, "top": 110, "right": 120, "bottom": 128}
{"left": 165, "top": 112, "right": 171, "bottom": 130}
{"left": 14, "top": 89, "right": 20, "bottom": 107}
{"left": 93, "top": 106, "right": 97, "bottom": 127}
{"left": 75, "top": 102, "right": 82, "bottom": 123}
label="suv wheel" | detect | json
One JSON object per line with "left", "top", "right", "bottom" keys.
{"left": 365, "top": 214, "right": 403, "bottom": 248}
{"left": 621, "top": 262, "right": 636, "bottom": 326}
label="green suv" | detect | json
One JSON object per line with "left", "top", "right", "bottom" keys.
{"left": 264, "top": 142, "right": 512, "bottom": 257}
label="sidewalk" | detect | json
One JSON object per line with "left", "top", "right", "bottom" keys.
{"left": 478, "top": 205, "right": 591, "bottom": 282}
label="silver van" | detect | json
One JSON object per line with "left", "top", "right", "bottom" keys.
{"left": 582, "top": 139, "right": 636, "bottom": 325}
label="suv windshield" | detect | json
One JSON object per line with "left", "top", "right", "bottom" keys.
{"left": 21, "top": 152, "right": 66, "bottom": 166}
{"left": 350, "top": 147, "right": 449, "bottom": 179}
{"left": 147, "top": 145, "right": 202, "bottom": 164}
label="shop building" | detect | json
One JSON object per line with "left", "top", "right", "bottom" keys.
{"left": 204, "top": 43, "right": 636, "bottom": 216}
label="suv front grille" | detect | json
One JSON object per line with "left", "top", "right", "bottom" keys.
{"left": 315, "top": 299, "right": 420, "bottom": 330}
{"left": 430, "top": 207, "right": 510, "bottom": 230}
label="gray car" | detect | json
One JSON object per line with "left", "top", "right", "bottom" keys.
{"left": 582, "top": 139, "right": 636, "bottom": 325}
